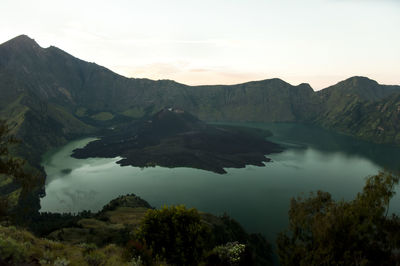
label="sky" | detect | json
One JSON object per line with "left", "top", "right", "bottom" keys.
{"left": 0, "top": 0, "right": 399, "bottom": 90}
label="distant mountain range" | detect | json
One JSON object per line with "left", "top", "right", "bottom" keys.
{"left": 1, "top": 35, "right": 400, "bottom": 166}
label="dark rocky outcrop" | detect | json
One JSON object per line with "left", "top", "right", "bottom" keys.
{"left": 72, "top": 108, "right": 282, "bottom": 174}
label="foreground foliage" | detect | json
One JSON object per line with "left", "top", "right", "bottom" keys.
{"left": 0, "top": 121, "right": 29, "bottom": 219}
{"left": 277, "top": 171, "right": 400, "bottom": 265}
{"left": 0, "top": 225, "right": 131, "bottom": 265}
{"left": 132, "top": 205, "right": 272, "bottom": 265}
{"left": 136, "top": 205, "right": 210, "bottom": 265}
{"left": 0, "top": 203, "right": 271, "bottom": 265}
{"left": 0, "top": 121, "right": 43, "bottom": 224}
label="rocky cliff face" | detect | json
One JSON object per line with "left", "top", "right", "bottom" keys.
{"left": 0, "top": 35, "right": 317, "bottom": 121}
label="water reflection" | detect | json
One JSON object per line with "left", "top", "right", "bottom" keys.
{"left": 216, "top": 122, "right": 400, "bottom": 171}
{"left": 40, "top": 123, "right": 400, "bottom": 241}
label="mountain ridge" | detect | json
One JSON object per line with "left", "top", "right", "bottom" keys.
{"left": 1, "top": 34, "right": 400, "bottom": 224}
{"left": 1, "top": 34, "right": 400, "bottom": 165}
{"left": 2, "top": 35, "right": 399, "bottom": 89}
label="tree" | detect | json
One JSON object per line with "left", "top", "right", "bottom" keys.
{"left": 0, "top": 122, "right": 25, "bottom": 179}
{"left": 277, "top": 171, "right": 400, "bottom": 265}
{"left": 136, "top": 205, "right": 210, "bottom": 265}
{"left": 0, "top": 121, "right": 33, "bottom": 219}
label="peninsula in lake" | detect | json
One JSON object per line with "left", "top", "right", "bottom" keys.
{"left": 72, "top": 108, "right": 282, "bottom": 173}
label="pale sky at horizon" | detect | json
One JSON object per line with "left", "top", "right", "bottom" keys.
{"left": 1, "top": 0, "right": 399, "bottom": 90}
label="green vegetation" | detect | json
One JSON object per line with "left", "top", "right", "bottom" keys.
{"left": 208, "top": 242, "right": 246, "bottom": 265}
{"left": 5, "top": 170, "right": 400, "bottom": 265}
{"left": 0, "top": 198, "right": 272, "bottom": 265}
{"left": 136, "top": 205, "right": 210, "bottom": 265}
{"left": 121, "top": 107, "right": 145, "bottom": 119}
{"left": 90, "top": 112, "right": 115, "bottom": 121}
{"left": 0, "top": 225, "right": 130, "bottom": 265}
{"left": 277, "top": 171, "right": 400, "bottom": 265}
{"left": 0, "top": 121, "right": 44, "bottom": 225}
{"left": 0, "top": 121, "right": 30, "bottom": 219}
{"left": 75, "top": 107, "right": 87, "bottom": 117}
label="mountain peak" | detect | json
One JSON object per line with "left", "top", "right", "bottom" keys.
{"left": 342, "top": 76, "right": 378, "bottom": 86}
{"left": 319, "top": 76, "right": 397, "bottom": 101}
{"left": 1, "top": 34, "right": 41, "bottom": 50}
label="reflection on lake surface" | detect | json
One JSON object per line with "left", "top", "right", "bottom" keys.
{"left": 40, "top": 123, "right": 400, "bottom": 241}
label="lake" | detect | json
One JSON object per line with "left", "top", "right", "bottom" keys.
{"left": 40, "top": 122, "right": 400, "bottom": 241}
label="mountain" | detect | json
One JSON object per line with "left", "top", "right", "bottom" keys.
{"left": 1, "top": 34, "right": 400, "bottom": 231}
{"left": 0, "top": 35, "right": 316, "bottom": 122}
{"left": 315, "top": 89, "right": 400, "bottom": 145}
{"left": 0, "top": 35, "right": 316, "bottom": 164}
{"left": 313, "top": 77, "right": 400, "bottom": 144}
{"left": 1, "top": 34, "right": 400, "bottom": 165}
{"left": 318, "top": 76, "right": 400, "bottom": 102}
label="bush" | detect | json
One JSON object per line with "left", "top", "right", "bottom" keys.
{"left": 209, "top": 241, "right": 246, "bottom": 265}
{"left": 277, "top": 171, "right": 400, "bottom": 265}
{"left": 84, "top": 251, "right": 106, "bottom": 266}
{"left": 0, "top": 236, "right": 30, "bottom": 263}
{"left": 53, "top": 257, "right": 70, "bottom": 266}
{"left": 124, "top": 240, "right": 153, "bottom": 266}
{"left": 136, "top": 205, "right": 210, "bottom": 265}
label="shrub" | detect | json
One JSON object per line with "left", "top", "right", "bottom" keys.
{"left": 54, "top": 257, "right": 70, "bottom": 266}
{"left": 124, "top": 240, "right": 153, "bottom": 266}
{"left": 277, "top": 171, "right": 400, "bottom": 265}
{"left": 210, "top": 241, "right": 246, "bottom": 265}
{"left": 80, "top": 242, "right": 98, "bottom": 255}
{"left": 84, "top": 251, "right": 106, "bottom": 266}
{"left": 136, "top": 205, "right": 210, "bottom": 265}
{"left": 0, "top": 236, "right": 30, "bottom": 263}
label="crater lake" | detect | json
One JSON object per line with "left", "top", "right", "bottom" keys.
{"left": 40, "top": 122, "right": 400, "bottom": 241}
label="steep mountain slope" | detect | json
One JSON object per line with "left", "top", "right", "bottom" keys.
{"left": 318, "top": 76, "right": 400, "bottom": 102}
{"left": 1, "top": 34, "right": 400, "bottom": 160}
{"left": 0, "top": 35, "right": 316, "bottom": 121}
{"left": 313, "top": 77, "right": 400, "bottom": 145}
{"left": 191, "top": 79, "right": 318, "bottom": 122}
{"left": 0, "top": 35, "right": 317, "bottom": 164}
{"left": 315, "top": 91, "right": 400, "bottom": 145}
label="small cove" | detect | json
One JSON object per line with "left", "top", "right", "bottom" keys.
{"left": 40, "top": 122, "right": 400, "bottom": 241}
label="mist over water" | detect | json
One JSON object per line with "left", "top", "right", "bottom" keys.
{"left": 40, "top": 123, "right": 400, "bottom": 241}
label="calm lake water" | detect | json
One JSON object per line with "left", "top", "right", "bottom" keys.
{"left": 40, "top": 123, "right": 400, "bottom": 241}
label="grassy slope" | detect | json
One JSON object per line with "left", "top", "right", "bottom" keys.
{"left": 0, "top": 225, "right": 131, "bottom": 266}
